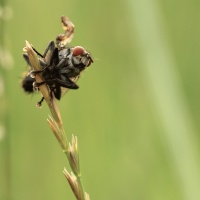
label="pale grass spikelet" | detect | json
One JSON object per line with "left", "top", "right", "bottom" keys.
{"left": 68, "top": 135, "right": 80, "bottom": 176}
{"left": 47, "top": 117, "right": 61, "bottom": 142}
{"left": 63, "top": 168, "right": 84, "bottom": 200}
{"left": 85, "top": 192, "right": 90, "bottom": 200}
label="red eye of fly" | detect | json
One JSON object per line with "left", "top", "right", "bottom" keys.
{"left": 72, "top": 46, "right": 85, "bottom": 56}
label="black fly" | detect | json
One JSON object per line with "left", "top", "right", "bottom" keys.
{"left": 21, "top": 16, "right": 93, "bottom": 107}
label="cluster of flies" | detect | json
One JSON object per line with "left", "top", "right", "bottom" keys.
{"left": 22, "top": 16, "right": 93, "bottom": 107}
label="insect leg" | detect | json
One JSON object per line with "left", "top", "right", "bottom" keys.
{"left": 30, "top": 47, "right": 59, "bottom": 77}
{"left": 23, "top": 53, "right": 47, "bottom": 69}
{"left": 44, "top": 76, "right": 79, "bottom": 89}
{"left": 31, "top": 47, "right": 44, "bottom": 58}
{"left": 33, "top": 81, "right": 45, "bottom": 88}
{"left": 49, "top": 84, "right": 61, "bottom": 100}
{"left": 23, "top": 54, "right": 31, "bottom": 66}
{"left": 56, "top": 76, "right": 79, "bottom": 89}
{"left": 31, "top": 41, "right": 55, "bottom": 58}
{"left": 42, "top": 41, "right": 55, "bottom": 58}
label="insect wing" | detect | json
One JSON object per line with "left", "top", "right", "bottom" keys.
{"left": 60, "top": 76, "right": 80, "bottom": 96}
{"left": 43, "top": 41, "right": 56, "bottom": 66}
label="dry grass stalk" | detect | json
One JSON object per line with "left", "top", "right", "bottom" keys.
{"left": 24, "top": 41, "right": 89, "bottom": 200}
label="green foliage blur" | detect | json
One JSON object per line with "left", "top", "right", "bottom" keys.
{"left": 1, "top": 0, "right": 200, "bottom": 200}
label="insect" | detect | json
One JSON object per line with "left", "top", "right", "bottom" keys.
{"left": 22, "top": 16, "right": 93, "bottom": 107}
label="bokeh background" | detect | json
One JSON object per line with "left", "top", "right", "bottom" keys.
{"left": 1, "top": 0, "right": 200, "bottom": 200}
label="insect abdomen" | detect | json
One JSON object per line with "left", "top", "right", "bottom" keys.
{"left": 21, "top": 74, "right": 35, "bottom": 93}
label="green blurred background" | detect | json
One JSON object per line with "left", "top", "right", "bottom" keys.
{"left": 1, "top": 0, "right": 200, "bottom": 199}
